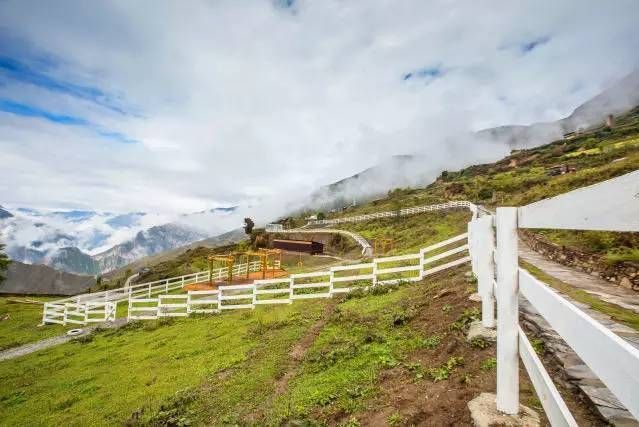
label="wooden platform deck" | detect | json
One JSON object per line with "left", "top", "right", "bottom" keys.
{"left": 183, "top": 268, "right": 289, "bottom": 291}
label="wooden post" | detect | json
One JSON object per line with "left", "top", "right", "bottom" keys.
{"left": 476, "top": 215, "right": 496, "bottom": 328}
{"left": 496, "top": 207, "right": 519, "bottom": 414}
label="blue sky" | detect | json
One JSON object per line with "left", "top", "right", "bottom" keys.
{"left": 0, "top": 0, "right": 638, "bottom": 226}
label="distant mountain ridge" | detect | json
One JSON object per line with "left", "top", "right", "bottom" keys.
{"left": 0, "top": 205, "right": 209, "bottom": 275}
{"left": 0, "top": 260, "right": 95, "bottom": 295}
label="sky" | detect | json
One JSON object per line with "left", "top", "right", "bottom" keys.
{"left": 1, "top": 0, "right": 639, "bottom": 228}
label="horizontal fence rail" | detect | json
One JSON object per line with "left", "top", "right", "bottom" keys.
{"left": 125, "top": 234, "right": 471, "bottom": 321}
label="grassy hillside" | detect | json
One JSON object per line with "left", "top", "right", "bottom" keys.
{"left": 1, "top": 269, "right": 562, "bottom": 426}
{"left": 0, "top": 296, "right": 67, "bottom": 351}
{"left": 322, "top": 107, "right": 639, "bottom": 259}
{"left": 4, "top": 112, "right": 634, "bottom": 426}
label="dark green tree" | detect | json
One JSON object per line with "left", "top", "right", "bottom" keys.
{"left": 0, "top": 243, "right": 11, "bottom": 285}
{"left": 244, "top": 217, "right": 255, "bottom": 234}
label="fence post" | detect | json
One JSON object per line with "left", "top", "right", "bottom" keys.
{"left": 289, "top": 277, "right": 295, "bottom": 303}
{"left": 372, "top": 260, "right": 378, "bottom": 286}
{"left": 495, "top": 207, "right": 519, "bottom": 414}
{"left": 329, "top": 270, "right": 335, "bottom": 297}
{"left": 476, "top": 215, "right": 496, "bottom": 328}
{"left": 42, "top": 303, "right": 48, "bottom": 325}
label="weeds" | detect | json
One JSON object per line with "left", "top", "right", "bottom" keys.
{"left": 470, "top": 337, "right": 490, "bottom": 349}
{"left": 451, "top": 308, "right": 480, "bottom": 331}
{"left": 419, "top": 335, "right": 441, "bottom": 349}
{"left": 427, "top": 356, "right": 464, "bottom": 382}
{"left": 387, "top": 411, "right": 405, "bottom": 426}
{"left": 481, "top": 357, "right": 497, "bottom": 371}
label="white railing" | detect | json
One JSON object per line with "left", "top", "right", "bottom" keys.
{"left": 309, "top": 200, "right": 476, "bottom": 225}
{"left": 469, "top": 170, "right": 639, "bottom": 424}
{"left": 43, "top": 259, "right": 272, "bottom": 325}
{"left": 126, "top": 233, "right": 471, "bottom": 320}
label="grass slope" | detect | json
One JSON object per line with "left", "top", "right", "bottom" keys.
{"left": 0, "top": 296, "right": 67, "bottom": 351}
{"left": 0, "top": 301, "right": 326, "bottom": 426}
{"left": 322, "top": 107, "right": 639, "bottom": 258}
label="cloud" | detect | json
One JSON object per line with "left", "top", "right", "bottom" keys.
{"left": 0, "top": 99, "right": 137, "bottom": 143}
{"left": 0, "top": 55, "right": 130, "bottom": 114}
{"left": 0, "top": 0, "right": 637, "bottom": 233}
{"left": 520, "top": 36, "right": 551, "bottom": 53}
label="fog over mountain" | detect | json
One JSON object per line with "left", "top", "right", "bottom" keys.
{"left": 308, "top": 70, "right": 639, "bottom": 209}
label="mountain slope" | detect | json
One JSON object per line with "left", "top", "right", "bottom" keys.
{"left": 92, "top": 223, "right": 208, "bottom": 274}
{"left": 311, "top": 70, "right": 639, "bottom": 208}
{"left": 0, "top": 260, "right": 95, "bottom": 295}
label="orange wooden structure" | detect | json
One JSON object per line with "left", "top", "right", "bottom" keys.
{"left": 374, "top": 238, "right": 394, "bottom": 255}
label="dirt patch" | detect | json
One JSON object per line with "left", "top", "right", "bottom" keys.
{"left": 322, "top": 270, "right": 602, "bottom": 426}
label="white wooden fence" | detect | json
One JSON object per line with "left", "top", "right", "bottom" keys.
{"left": 42, "top": 301, "right": 116, "bottom": 325}
{"left": 469, "top": 170, "right": 639, "bottom": 424}
{"left": 308, "top": 200, "right": 475, "bottom": 225}
{"left": 42, "top": 259, "right": 275, "bottom": 325}
{"left": 127, "top": 233, "right": 471, "bottom": 320}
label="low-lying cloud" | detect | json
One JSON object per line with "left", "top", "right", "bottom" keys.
{"left": 1, "top": 0, "right": 638, "bottom": 234}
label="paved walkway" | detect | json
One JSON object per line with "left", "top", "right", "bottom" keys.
{"left": 518, "top": 239, "right": 639, "bottom": 425}
{"left": 519, "top": 241, "right": 639, "bottom": 315}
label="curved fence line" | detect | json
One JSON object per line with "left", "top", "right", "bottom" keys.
{"left": 308, "top": 200, "right": 476, "bottom": 225}
{"left": 275, "top": 228, "right": 374, "bottom": 257}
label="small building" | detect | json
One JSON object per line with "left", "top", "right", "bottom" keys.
{"left": 272, "top": 239, "right": 324, "bottom": 255}
{"left": 265, "top": 223, "right": 284, "bottom": 232}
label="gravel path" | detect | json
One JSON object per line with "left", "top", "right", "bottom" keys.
{"left": 0, "top": 318, "right": 128, "bottom": 362}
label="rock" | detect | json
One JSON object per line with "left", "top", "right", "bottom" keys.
{"left": 620, "top": 277, "right": 633, "bottom": 290}
{"left": 596, "top": 407, "right": 639, "bottom": 427}
{"left": 468, "top": 293, "right": 482, "bottom": 302}
{"left": 467, "top": 320, "right": 497, "bottom": 342}
{"left": 564, "top": 364, "right": 597, "bottom": 382}
{"left": 579, "top": 385, "right": 626, "bottom": 410}
{"left": 468, "top": 393, "right": 540, "bottom": 427}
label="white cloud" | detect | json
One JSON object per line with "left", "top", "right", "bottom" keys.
{"left": 0, "top": 0, "right": 638, "bottom": 230}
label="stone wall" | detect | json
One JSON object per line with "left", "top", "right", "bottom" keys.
{"left": 519, "top": 230, "right": 639, "bottom": 291}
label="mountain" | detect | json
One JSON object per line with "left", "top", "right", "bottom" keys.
{"left": 0, "top": 206, "right": 13, "bottom": 219}
{"left": 0, "top": 260, "right": 95, "bottom": 295}
{"left": 309, "top": 155, "right": 429, "bottom": 210}
{"left": 92, "top": 223, "right": 208, "bottom": 274}
{"left": 104, "top": 227, "right": 247, "bottom": 279}
{"left": 475, "top": 69, "right": 639, "bottom": 149}
{"left": 0, "top": 205, "right": 214, "bottom": 275}
{"left": 311, "top": 70, "right": 639, "bottom": 208}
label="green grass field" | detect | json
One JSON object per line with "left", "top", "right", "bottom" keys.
{"left": 0, "top": 296, "right": 69, "bottom": 351}
{"left": 0, "top": 300, "right": 326, "bottom": 426}
{"left": 0, "top": 268, "right": 514, "bottom": 426}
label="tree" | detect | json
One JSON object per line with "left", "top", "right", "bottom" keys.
{"left": 244, "top": 217, "right": 255, "bottom": 234}
{"left": 0, "top": 243, "right": 11, "bottom": 285}
{"left": 316, "top": 212, "right": 325, "bottom": 220}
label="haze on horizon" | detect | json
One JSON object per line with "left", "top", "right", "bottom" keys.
{"left": 1, "top": 0, "right": 639, "bottom": 226}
